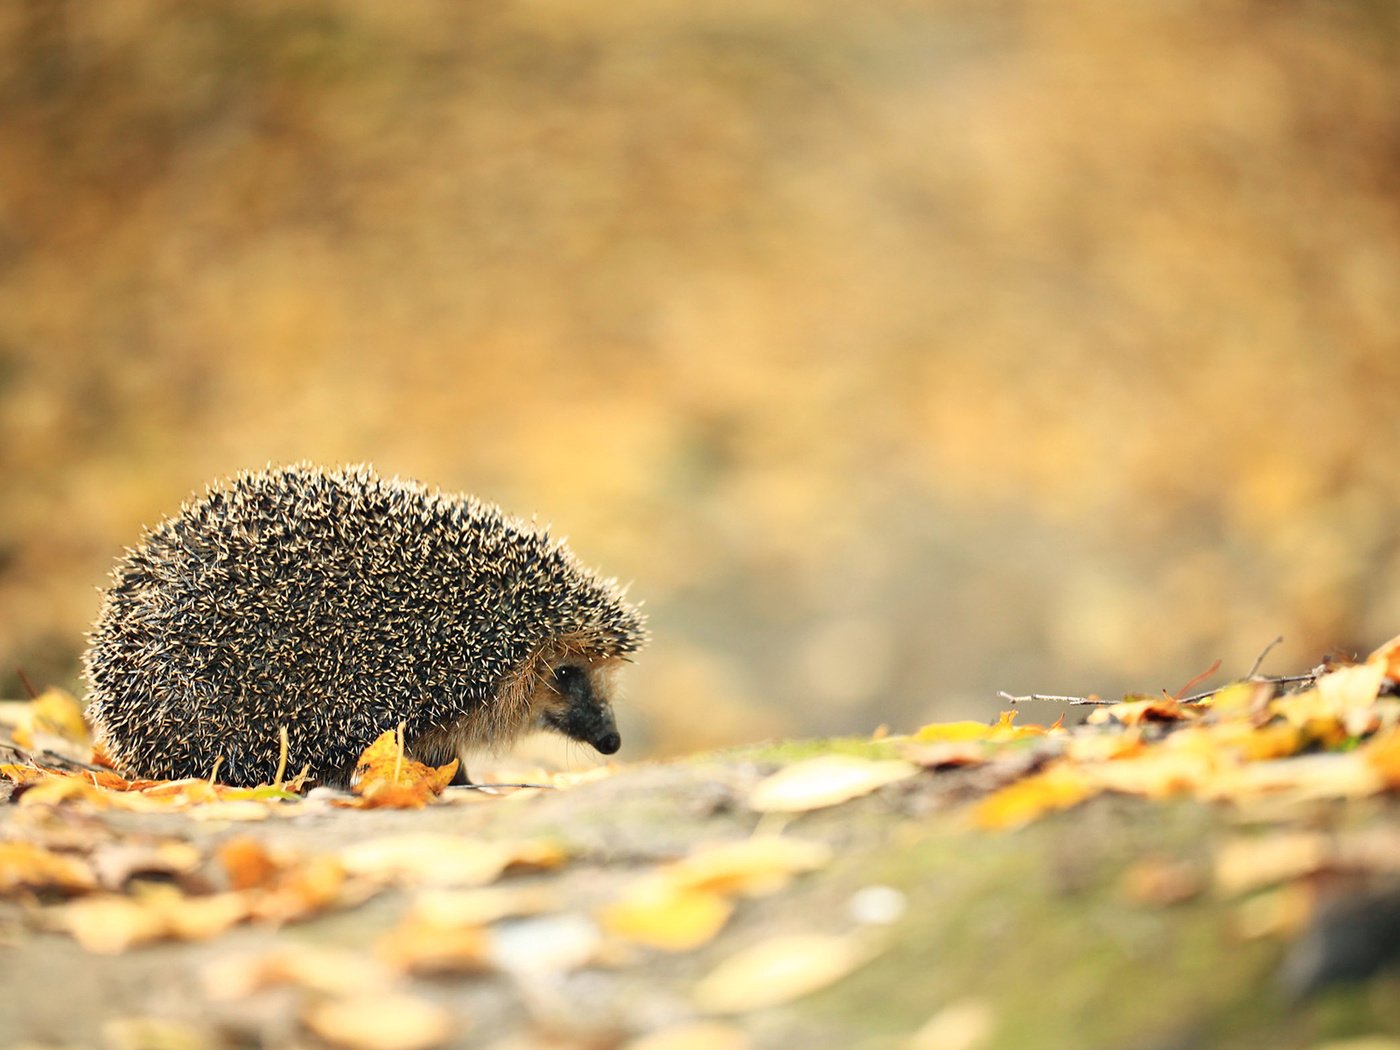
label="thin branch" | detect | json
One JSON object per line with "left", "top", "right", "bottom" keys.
{"left": 1247, "top": 636, "right": 1285, "bottom": 678}
{"left": 998, "top": 691, "right": 1114, "bottom": 706}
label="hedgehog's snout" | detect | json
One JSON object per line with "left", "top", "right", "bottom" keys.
{"left": 547, "top": 662, "right": 622, "bottom": 756}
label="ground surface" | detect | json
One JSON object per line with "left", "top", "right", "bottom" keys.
{"left": 2, "top": 737, "right": 1399, "bottom": 1050}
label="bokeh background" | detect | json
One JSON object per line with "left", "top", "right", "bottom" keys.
{"left": 4, "top": 0, "right": 1400, "bottom": 760}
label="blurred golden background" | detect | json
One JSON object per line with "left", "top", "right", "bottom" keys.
{"left": 4, "top": 1, "right": 1400, "bottom": 758}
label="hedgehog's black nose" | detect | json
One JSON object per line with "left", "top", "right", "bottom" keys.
{"left": 595, "top": 730, "right": 621, "bottom": 755}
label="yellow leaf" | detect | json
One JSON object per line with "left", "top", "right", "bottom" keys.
{"left": 1365, "top": 726, "right": 1400, "bottom": 787}
{"left": 972, "top": 763, "right": 1096, "bottom": 830}
{"left": 600, "top": 881, "right": 734, "bottom": 951}
{"left": 303, "top": 992, "right": 456, "bottom": 1050}
{"left": 11, "top": 687, "right": 90, "bottom": 750}
{"left": 912, "top": 710, "right": 1048, "bottom": 744}
{"left": 693, "top": 933, "right": 874, "bottom": 1013}
{"left": 749, "top": 756, "right": 918, "bottom": 812}
{"left": 351, "top": 728, "right": 458, "bottom": 808}
{"left": 0, "top": 841, "right": 97, "bottom": 893}
{"left": 909, "top": 999, "right": 996, "bottom": 1050}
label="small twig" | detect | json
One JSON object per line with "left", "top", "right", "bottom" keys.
{"left": 15, "top": 669, "right": 39, "bottom": 701}
{"left": 998, "top": 691, "right": 1114, "bottom": 706}
{"left": 1178, "top": 672, "right": 1318, "bottom": 706}
{"left": 1247, "top": 636, "right": 1285, "bottom": 679}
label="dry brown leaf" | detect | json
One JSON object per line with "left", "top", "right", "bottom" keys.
{"left": 748, "top": 756, "right": 918, "bottom": 813}
{"left": 692, "top": 933, "right": 875, "bottom": 1013}
{"left": 351, "top": 728, "right": 458, "bottom": 809}
{"left": 0, "top": 840, "right": 97, "bottom": 894}
{"left": 623, "top": 1022, "right": 751, "bottom": 1050}
{"left": 908, "top": 999, "right": 996, "bottom": 1050}
{"left": 600, "top": 881, "right": 734, "bottom": 952}
{"left": 900, "top": 740, "right": 991, "bottom": 769}
{"left": 303, "top": 991, "right": 456, "bottom": 1050}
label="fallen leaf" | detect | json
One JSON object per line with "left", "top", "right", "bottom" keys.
{"left": 1367, "top": 630, "right": 1400, "bottom": 682}
{"left": 1364, "top": 726, "right": 1400, "bottom": 788}
{"left": 600, "top": 880, "right": 734, "bottom": 951}
{"left": 380, "top": 916, "right": 493, "bottom": 974}
{"left": 0, "top": 840, "right": 97, "bottom": 894}
{"left": 901, "top": 740, "right": 990, "bottom": 769}
{"left": 303, "top": 991, "right": 456, "bottom": 1050}
{"left": 692, "top": 933, "right": 875, "bottom": 1013}
{"left": 60, "top": 888, "right": 250, "bottom": 954}
{"left": 351, "top": 728, "right": 458, "bottom": 809}
{"left": 749, "top": 756, "right": 918, "bottom": 813}
{"left": 10, "top": 687, "right": 91, "bottom": 752}
{"left": 1085, "top": 697, "right": 1192, "bottom": 727}
{"left": 89, "top": 841, "right": 202, "bottom": 890}
{"left": 1215, "top": 833, "right": 1330, "bottom": 897}
{"left": 909, "top": 999, "right": 996, "bottom": 1050}
{"left": 217, "top": 836, "right": 283, "bottom": 891}
{"left": 340, "top": 835, "right": 565, "bottom": 888}
{"left": 972, "top": 763, "right": 1096, "bottom": 830}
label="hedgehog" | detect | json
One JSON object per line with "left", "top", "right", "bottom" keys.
{"left": 83, "top": 464, "right": 647, "bottom": 788}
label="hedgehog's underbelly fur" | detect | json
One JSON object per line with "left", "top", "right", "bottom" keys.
{"left": 83, "top": 465, "right": 647, "bottom": 788}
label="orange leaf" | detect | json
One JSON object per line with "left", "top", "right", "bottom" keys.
{"left": 972, "top": 763, "right": 1096, "bottom": 829}
{"left": 351, "top": 728, "right": 458, "bottom": 809}
{"left": 1366, "top": 630, "right": 1400, "bottom": 682}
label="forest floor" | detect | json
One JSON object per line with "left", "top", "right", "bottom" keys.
{"left": 3, "top": 724, "right": 1400, "bottom": 1050}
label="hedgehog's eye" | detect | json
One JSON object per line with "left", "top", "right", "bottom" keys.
{"left": 553, "top": 665, "right": 583, "bottom": 689}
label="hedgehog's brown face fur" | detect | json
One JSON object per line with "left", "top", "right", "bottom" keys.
{"left": 528, "top": 653, "right": 623, "bottom": 756}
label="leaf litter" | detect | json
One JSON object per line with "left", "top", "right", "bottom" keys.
{"left": 6, "top": 634, "right": 1400, "bottom": 1043}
